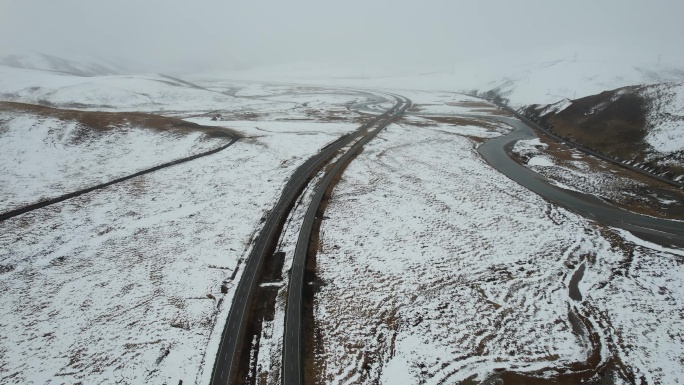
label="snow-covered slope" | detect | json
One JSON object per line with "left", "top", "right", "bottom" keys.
{"left": 0, "top": 102, "right": 235, "bottom": 213}
{"left": 0, "top": 65, "right": 252, "bottom": 112}
{"left": 0, "top": 76, "right": 389, "bottom": 384}
{"left": 0, "top": 50, "right": 120, "bottom": 76}
{"left": 202, "top": 46, "right": 684, "bottom": 108}
{"left": 523, "top": 82, "right": 684, "bottom": 179}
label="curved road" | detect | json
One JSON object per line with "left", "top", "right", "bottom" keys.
{"left": 479, "top": 116, "right": 684, "bottom": 250}
{"left": 209, "top": 92, "right": 406, "bottom": 385}
{"left": 281, "top": 94, "right": 411, "bottom": 385}
{"left": 494, "top": 101, "right": 684, "bottom": 189}
{"left": 0, "top": 133, "right": 240, "bottom": 222}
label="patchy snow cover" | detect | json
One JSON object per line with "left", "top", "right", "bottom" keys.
{"left": 310, "top": 93, "right": 684, "bottom": 384}
{"left": 527, "top": 156, "right": 554, "bottom": 167}
{"left": 0, "top": 49, "right": 121, "bottom": 76}
{"left": 510, "top": 134, "right": 684, "bottom": 220}
{"left": 0, "top": 65, "right": 249, "bottom": 112}
{"left": 640, "top": 82, "right": 684, "bottom": 155}
{"left": 522, "top": 81, "right": 684, "bottom": 185}
{"left": 0, "top": 72, "right": 388, "bottom": 384}
{"left": 200, "top": 45, "right": 684, "bottom": 107}
{"left": 0, "top": 109, "right": 232, "bottom": 213}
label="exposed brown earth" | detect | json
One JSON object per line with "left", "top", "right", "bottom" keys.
{"left": 525, "top": 90, "right": 649, "bottom": 159}
{"left": 509, "top": 129, "right": 684, "bottom": 220}
{"left": 426, "top": 116, "right": 500, "bottom": 129}
{"left": 303, "top": 147, "right": 365, "bottom": 385}
{"left": 522, "top": 86, "right": 684, "bottom": 178}
{"left": 0, "top": 101, "right": 240, "bottom": 141}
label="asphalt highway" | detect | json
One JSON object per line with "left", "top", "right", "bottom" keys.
{"left": 209, "top": 93, "right": 408, "bottom": 385}
{"left": 281, "top": 94, "right": 411, "bottom": 385}
{"left": 479, "top": 116, "right": 684, "bottom": 250}
{"left": 0, "top": 134, "right": 240, "bottom": 222}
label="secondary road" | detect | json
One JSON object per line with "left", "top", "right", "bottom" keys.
{"left": 478, "top": 116, "right": 684, "bottom": 250}
{"left": 494, "top": 101, "right": 684, "bottom": 189}
{"left": 281, "top": 94, "right": 412, "bottom": 385}
{"left": 0, "top": 133, "right": 240, "bottom": 222}
{"left": 209, "top": 93, "right": 407, "bottom": 385}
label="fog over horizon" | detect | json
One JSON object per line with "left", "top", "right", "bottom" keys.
{"left": 1, "top": 0, "right": 683, "bottom": 73}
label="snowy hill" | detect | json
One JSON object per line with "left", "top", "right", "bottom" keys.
{"left": 523, "top": 82, "right": 684, "bottom": 180}
{"left": 0, "top": 65, "right": 244, "bottom": 112}
{"left": 204, "top": 46, "right": 684, "bottom": 108}
{"left": 0, "top": 50, "right": 120, "bottom": 76}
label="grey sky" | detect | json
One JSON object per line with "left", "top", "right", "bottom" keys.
{"left": 1, "top": 0, "right": 682, "bottom": 72}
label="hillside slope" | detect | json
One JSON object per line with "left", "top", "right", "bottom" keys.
{"left": 0, "top": 50, "right": 120, "bottom": 76}
{"left": 202, "top": 46, "right": 684, "bottom": 108}
{"left": 522, "top": 82, "right": 684, "bottom": 181}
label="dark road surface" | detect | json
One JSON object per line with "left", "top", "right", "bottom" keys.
{"left": 209, "top": 93, "right": 407, "bottom": 385}
{"left": 281, "top": 94, "right": 411, "bottom": 385}
{"left": 0, "top": 134, "right": 240, "bottom": 222}
{"left": 479, "top": 116, "right": 684, "bottom": 250}
{"left": 213, "top": 93, "right": 682, "bottom": 385}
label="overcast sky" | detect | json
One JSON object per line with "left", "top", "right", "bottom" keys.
{"left": 0, "top": 0, "right": 682, "bottom": 72}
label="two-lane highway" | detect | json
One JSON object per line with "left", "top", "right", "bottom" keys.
{"left": 477, "top": 116, "right": 684, "bottom": 249}
{"left": 281, "top": 94, "right": 412, "bottom": 385}
{"left": 209, "top": 92, "right": 407, "bottom": 385}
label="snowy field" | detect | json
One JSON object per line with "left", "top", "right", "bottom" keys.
{"left": 510, "top": 136, "right": 684, "bottom": 220}
{"left": 0, "top": 68, "right": 388, "bottom": 384}
{"left": 0, "top": 66, "right": 257, "bottom": 113}
{"left": 0, "top": 104, "right": 235, "bottom": 213}
{"left": 527, "top": 82, "right": 684, "bottom": 175}
{"left": 2, "top": 59, "right": 683, "bottom": 385}
{"left": 310, "top": 94, "right": 684, "bottom": 384}
{"left": 201, "top": 45, "right": 684, "bottom": 108}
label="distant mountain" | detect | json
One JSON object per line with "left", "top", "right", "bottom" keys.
{"left": 522, "top": 82, "right": 684, "bottom": 182}
{"left": 218, "top": 46, "right": 684, "bottom": 108}
{"left": 466, "top": 57, "right": 684, "bottom": 108}
{"left": 0, "top": 50, "right": 121, "bottom": 76}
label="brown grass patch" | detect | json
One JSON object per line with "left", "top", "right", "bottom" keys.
{"left": 0, "top": 101, "right": 240, "bottom": 142}
{"left": 425, "top": 116, "right": 498, "bottom": 129}
{"left": 523, "top": 88, "right": 648, "bottom": 161}
{"left": 446, "top": 101, "right": 494, "bottom": 109}
{"left": 514, "top": 131, "right": 684, "bottom": 220}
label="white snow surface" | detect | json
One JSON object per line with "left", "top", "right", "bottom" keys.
{"left": 0, "top": 109, "right": 231, "bottom": 213}
{"left": 195, "top": 45, "right": 684, "bottom": 108}
{"left": 0, "top": 65, "right": 246, "bottom": 112}
{"left": 312, "top": 93, "right": 684, "bottom": 384}
{"left": 0, "top": 72, "right": 387, "bottom": 384}
{"left": 527, "top": 156, "right": 554, "bottom": 167}
{"left": 640, "top": 82, "right": 684, "bottom": 155}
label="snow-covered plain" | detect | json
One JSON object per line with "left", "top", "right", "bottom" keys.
{"left": 0, "top": 69, "right": 387, "bottom": 384}
{"left": 310, "top": 94, "right": 684, "bottom": 384}
{"left": 0, "top": 65, "right": 256, "bottom": 113}
{"left": 0, "top": 106, "right": 234, "bottom": 213}
{"left": 510, "top": 135, "right": 684, "bottom": 220}
{"left": 2, "top": 57, "right": 684, "bottom": 385}
{"left": 528, "top": 82, "right": 684, "bottom": 175}
{"left": 199, "top": 45, "right": 684, "bottom": 108}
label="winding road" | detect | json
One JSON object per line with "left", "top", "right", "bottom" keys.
{"left": 211, "top": 89, "right": 681, "bottom": 385}
{"left": 281, "top": 94, "right": 411, "bottom": 385}
{"left": 478, "top": 116, "right": 684, "bottom": 250}
{"left": 0, "top": 133, "right": 240, "bottom": 222}
{"left": 209, "top": 92, "right": 410, "bottom": 385}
